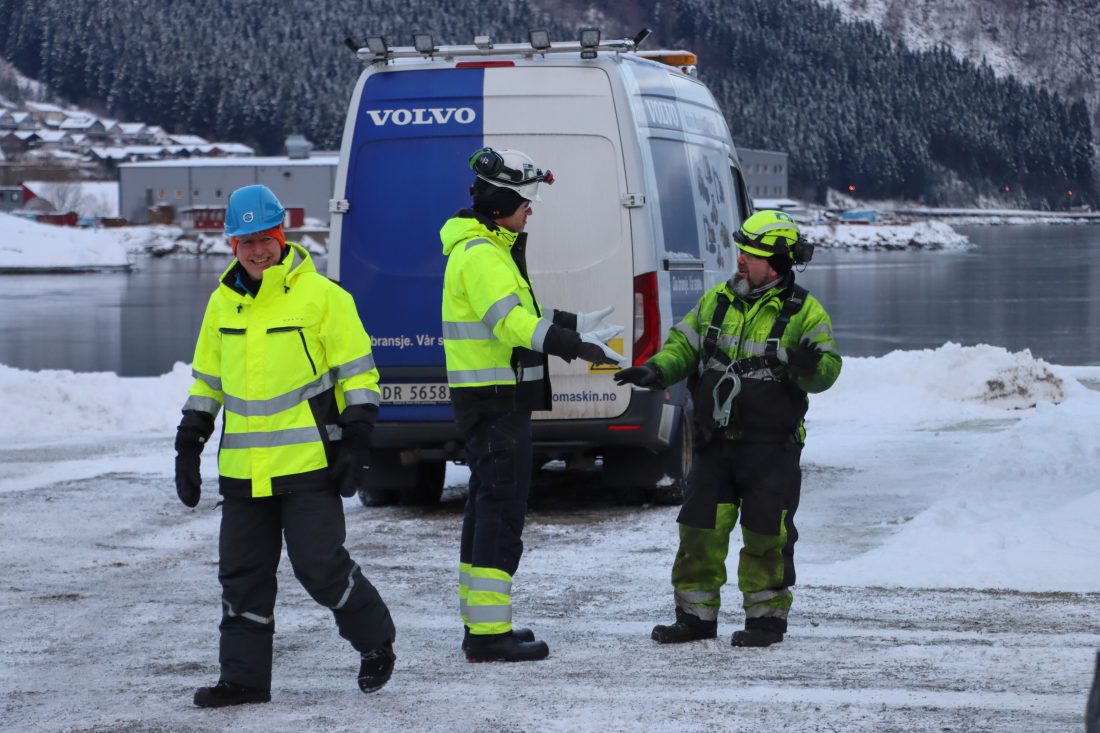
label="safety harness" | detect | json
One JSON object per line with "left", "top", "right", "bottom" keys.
{"left": 696, "top": 282, "right": 808, "bottom": 433}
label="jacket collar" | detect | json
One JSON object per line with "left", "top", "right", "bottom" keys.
{"left": 219, "top": 241, "right": 314, "bottom": 302}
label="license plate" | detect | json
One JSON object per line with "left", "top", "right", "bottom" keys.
{"left": 380, "top": 382, "right": 450, "bottom": 405}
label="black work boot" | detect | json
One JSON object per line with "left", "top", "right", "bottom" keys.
{"left": 651, "top": 607, "right": 718, "bottom": 644}
{"left": 465, "top": 631, "right": 549, "bottom": 662}
{"left": 730, "top": 629, "right": 784, "bottom": 647}
{"left": 461, "top": 626, "right": 535, "bottom": 652}
{"left": 193, "top": 680, "right": 271, "bottom": 708}
{"left": 358, "top": 641, "right": 396, "bottom": 693}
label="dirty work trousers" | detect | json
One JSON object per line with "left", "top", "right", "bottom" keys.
{"left": 671, "top": 439, "right": 801, "bottom": 633}
{"left": 458, "top": 410, "right": 533, "bottom": 636}
{"left": 218, "top": 490, "right": 395, "bottom": 689}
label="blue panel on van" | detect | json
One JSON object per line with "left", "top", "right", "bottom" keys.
{"left": 340, "top": 68, "right": 484, "bottom": 421}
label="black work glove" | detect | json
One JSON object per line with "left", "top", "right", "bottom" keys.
{"left": 613, "top": 364, "right": 661, "bottom": 388}
{"left": 174, "top": 410, "right": 214, "bottom": 508}
{"left": 174, "top": 430, "right": 205, "bottom": 508}
{"left": 334, "top": 421, "right": 373, "bottom": 498}
{"left": 787, "top": 340, "right": 824, "bottom": 378}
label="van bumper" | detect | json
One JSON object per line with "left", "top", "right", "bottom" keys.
{"left": 371, "top": 387, "right": 684, "bottom": 460}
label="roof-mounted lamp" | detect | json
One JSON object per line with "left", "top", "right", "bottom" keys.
{"left": 579, "top": 28, "right": 600, "bottom": 59}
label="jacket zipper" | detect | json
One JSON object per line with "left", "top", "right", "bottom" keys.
{"left": 266, "top": 326, "right": 317, "bottom": 375}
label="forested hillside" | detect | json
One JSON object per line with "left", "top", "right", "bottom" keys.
{"left": 1, "top": 0, "right": 1093, "bottom": 207}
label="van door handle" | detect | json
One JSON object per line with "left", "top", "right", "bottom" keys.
{"left": 663, "top": 258, "right": 704, "bottom": 271}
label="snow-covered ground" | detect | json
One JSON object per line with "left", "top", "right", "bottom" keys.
{"left": 1, "top": 344, "right": 1097, "bottom": 731}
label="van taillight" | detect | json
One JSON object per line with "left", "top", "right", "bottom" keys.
{"left": 633, "top": 272, "right": 660, "bottom": 366}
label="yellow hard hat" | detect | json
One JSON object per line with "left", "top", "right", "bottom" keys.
{"left": 734, "top": 210, "right": 800, "bottom": 259}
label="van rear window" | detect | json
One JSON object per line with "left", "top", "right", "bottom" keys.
{"left": 648, "top": 138, "right": 740, "bottom": 272}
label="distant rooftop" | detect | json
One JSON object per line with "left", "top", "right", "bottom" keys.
{"left": 119, "top": 154, "right": 339, "bottom": 169}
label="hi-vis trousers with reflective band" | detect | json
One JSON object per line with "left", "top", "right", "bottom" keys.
{"left": 671, "top": 440, "right": 801, "bottom": 633}
{"left": 458, "top": 410, "right": 532, "bottom": 636}
{"left": 218, "top": 491, "right": 395, "bottom": 689}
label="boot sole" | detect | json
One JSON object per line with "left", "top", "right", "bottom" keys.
{"left": 193, "top": 692, "right": 271, "bottom": 708}
{"left": 730, "top": 633, "right": 784, "bottom": 648}
{"left": 651, "top": 628, "right": 717, "bottom": 644}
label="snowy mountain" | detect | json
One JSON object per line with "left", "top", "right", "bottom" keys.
{"left": 815, "top": 0, "right": 1100, "bottom": 136}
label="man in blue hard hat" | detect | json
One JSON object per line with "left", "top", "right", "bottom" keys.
{"left": 173, "top": 184, "right": 397, "bottom": 706}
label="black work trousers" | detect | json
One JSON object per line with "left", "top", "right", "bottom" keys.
{"left": 218, "top": 489, "right": 395, "bottom": 690}
{"left": 460, "top": 410, "right": 533, "bottom": 578}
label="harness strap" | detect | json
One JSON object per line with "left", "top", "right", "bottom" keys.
{"left": 700, "top": 284, "right": 808, "bottom": 376}
{"left": 700, "top": 293, "right": 732, "bottom": 367}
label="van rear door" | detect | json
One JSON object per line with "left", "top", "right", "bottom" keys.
{"left": 334, "top": 67, "right": 488, "bottom": 422}
{"left": 480, "top": 65, "right": 633, "bottom": 421}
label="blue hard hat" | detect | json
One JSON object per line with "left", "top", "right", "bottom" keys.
{"left": 224, "top": 184, "right": 285, "bottom": 237}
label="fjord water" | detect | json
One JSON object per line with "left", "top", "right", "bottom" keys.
{"left": 0, "top": 224, "right": 1097, "bottom": 376}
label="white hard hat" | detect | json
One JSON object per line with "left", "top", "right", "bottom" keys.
{"left": 469, "top": 147, "right": 554, "bottom": 202}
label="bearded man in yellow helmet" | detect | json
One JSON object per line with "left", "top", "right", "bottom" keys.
{"left": 615, "top": 209, "right": 842, "bottom": 648}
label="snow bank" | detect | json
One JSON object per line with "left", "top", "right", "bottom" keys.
{"left": 815, "top": 343, "right": 1066, "bottom": 424}
{"left": 0, "top": 211, "right": 129, "bottom": 270}
{"left": 804, "top": 220, "right": 971, "bottom": 250}
{"left": 808, "top": 344, "right": 1100, "bottom": 593}
{"left": 0, "top": 361, "right": 192, "bottom": 441}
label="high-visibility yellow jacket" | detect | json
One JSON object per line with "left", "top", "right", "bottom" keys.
{"left": 649, "top": 274, "right": 841, "bottom": 443}
{"left": 440, "top": 212, "right": 562, "bottom": 417}
{"left": 183, "top": 242, "right": 380, "bottom": 498}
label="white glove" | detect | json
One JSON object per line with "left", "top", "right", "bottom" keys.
{"left": 576, "top": 305, "right": 615, "bottom": 333}
{"left": 578, "top": 324, "right": 626, "bottom": 366}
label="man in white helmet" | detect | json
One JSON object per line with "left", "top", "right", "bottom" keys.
{"left": 440, "top": 147, "right": 624, "bottom": 662}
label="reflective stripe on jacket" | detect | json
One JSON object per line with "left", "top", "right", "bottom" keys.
{"left": 184, "top": 242, "right": 381, "bottom": 498}
{"left": 648, "top": 275, "right": 841, "bottom": 442}
{"left": 440, "top": 212, "right": 552, "bottom": 413}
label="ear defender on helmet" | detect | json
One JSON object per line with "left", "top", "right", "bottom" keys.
{"left": 469, "top": 147, "right": 505, "bottom": 179}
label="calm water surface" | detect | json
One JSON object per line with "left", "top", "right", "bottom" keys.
{"left": 1, "top": 224, "right": 1097, "bottom": 376}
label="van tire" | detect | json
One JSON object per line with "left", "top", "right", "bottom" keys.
{"left": 603, "top": 410, "right": 693, "bottom": 506}
{"left": 399, "top": 460, "right": 446, "bottom": 506}
{"left": 356, "top": 452, "right": 446, "bottom": 507}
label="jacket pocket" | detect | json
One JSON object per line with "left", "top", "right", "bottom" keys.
{"left": 266, "top": 326, "right": 317, "bottom": 375}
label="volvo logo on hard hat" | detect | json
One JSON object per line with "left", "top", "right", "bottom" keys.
{"left": 365, "top": 107, "right": 477, "bottom": 126}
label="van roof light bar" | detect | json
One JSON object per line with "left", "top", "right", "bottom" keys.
{"left": 579, "top": 28, "right": 600, "bottom": 59}
{"left": 413, "top": 33, "right": 435, "bottom": 55}
{"left": 356, "top": 34, "right": 636, "bottom": 63}
{"left": 364, "top": 36, "right": 388, "bottom": 59}
{"left": 529, "top": 30, "right": 551, "bottom": 51}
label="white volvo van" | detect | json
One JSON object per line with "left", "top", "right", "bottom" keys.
{"left": 328, "top": 33, "right": 754, "bottom": 505}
